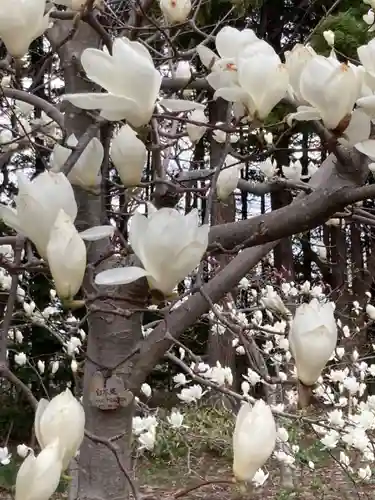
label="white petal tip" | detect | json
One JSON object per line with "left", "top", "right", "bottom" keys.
{"left": 80, "top": 225, "right": 115, "bottom": 241}
{"left": 95, "top": 267, "right": 151, "bottom": 286}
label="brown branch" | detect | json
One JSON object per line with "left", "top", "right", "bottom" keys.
{"left": 129, "top": 242, "right": 277, "bottom": 389}
{"left": 0, "top": 88, "right": 65, "bottom": 131}
{"left": 174, "top": 479, "right": 234, "bottom": 498}
{"left": 0, "top": 363, "right": 38, "bottom": 409}
{"left": 0, "top": 237, "right": 23, "bottom": 363}
{"left": 209, "top": 152, "right": 369, "bottom": 252}
{"left": 59, "top": 122, "right": 100, "bottom": 176}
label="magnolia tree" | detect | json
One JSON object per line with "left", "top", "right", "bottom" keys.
{"left": 3, "top": 0, "right": 375, "bottom": 499}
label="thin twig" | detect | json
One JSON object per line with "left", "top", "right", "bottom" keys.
{"left": 174, "top": 479, "right": 234, "bottom": 498}
{"left": 0, "top": 237, "right": 23, "bottom": 363}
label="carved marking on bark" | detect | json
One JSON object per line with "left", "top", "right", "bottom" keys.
{"left": 89, "top": 372, "right": 134, "bottom": 410}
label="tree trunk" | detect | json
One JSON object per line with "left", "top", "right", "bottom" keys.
{"left": 206, "top": 99, "right": 236, "bottom": 390}
{"left": 53, "top": 20, "right": 148, "bottom": 500}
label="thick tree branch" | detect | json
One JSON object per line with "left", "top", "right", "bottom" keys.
{"left": 209, "top": 152, "right": 369, "bottom": 251}
{"left": 0, "top": 88, "right": 65, "bottom": 131}
{"left": 128, "top": 242, "right": 277, "bottom": 389}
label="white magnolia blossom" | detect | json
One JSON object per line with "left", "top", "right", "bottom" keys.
{"left": 323, "top": 30, "right": 335, "bottom": 47}
{"left": 258, "top": 158, "right": 277, "bottom": 178}
{"left": 160, "top": 0, "right": 191, "bottom": 23}
{"left": 366, "top": 304, "right": 375, "bottom": 320}
{"left": 0, "top": 129, "right": 13, "bottom": 146}
{"left": 212, "top": 122, "right": 239, "bottom": 144}
{"left": 0, "top": 171, "right": 77, "bottom": 259}
{"left": 63, "top": 37, "right": 162, "bottom": 126}
{"left": 233, "top": 401, "right": 276, "bottom": 482}
{"left": 358, "top": 465, "right": 372, "bottom": 480}
{"left": 132, "top": 415, "right": 158, "bottom": 436}
{"left": 197, "top": 26, "right": 259, "bottom": 81}
{"left": 138, "top": 429, "right": 156, "bottom": 450}
{"left": 46, "top": 210, "right": 87, "bottom": 300}
{"left": 111, "top": 125, "right": 146, "bottom": 187}
{"left": 0, "top": 447, "right": 11, "bottom": 465}
{"left": 204, "top": 362, "right": 233, "bottom": 386}
{"left": 51, "top": 135, "right": 103, "bottom": 189}
{"left": 282, "top": 160, "right": 302, "bottom": 182}
{"left": 17, "top": 444, "right": 29, "bottom": 459}
{"left": 252, "top": 468, "right": 269, "bottom": 487}
{"left": 95, "top": 207, "right": 209, "bottom": 296}
{"left": 141, "top": 383, "right": 152, "bottom": 398}
{"left": 66, "top": 336, "right": 82, "bottom": 356}
{"left": 216, "top": 156, "right": 241, "bottom": 200}
{"left": 178, "top": 384, "right": 204, "bottom": 403}
{"left": 243, "top": 368, "right": 261, "bottom": 386}
{"left": 363, "top": 10, "right": 375, "bottom": 30}
{"left": 51, "top": 361, "right": 59, "bottom": 375}
{"left": 214, "top": 47, "right": 289, "bottom": 120}
{"left": 186, "top": 109, "right": 208, "bottom": 142}
{"left": 37, "top": 360, "right": 45, "bottom": 374}
{"left": 15, "top": 440, "right": 63, "bottom": 500}
{"left": 0, "top": 0, "right": 52, "bottom": 58}
{"left": 291, "top": 55, "right": 361, "bottom": 129}
{"left": 264, "top": 132, "right": 273, "bottom": 144}
{"left": 289, "top": 299, "right": 338, "bottom": 386}
{"left": 167, "top": 410, "right": 184, "bottom": 428}
{"left": 284, "top": 43, "right": 317, "bottom": 102}
{"left": 321, "top": 429, "right": 340, "bottom": 448}
{"left": 358, "top": 38, "right": 375, "bottom": 91}
{"left": 175, "top": 60, "right": 191, "bottom": 80}
{"left": 14, "top": 352, "right": 27, "bottom": 366}
{"left": 35, "top": 389, "right": 85, "bottom": 470}
{"left": 173, "top": 373, "right": 188, "bottom": 386}
{"left": 261, "top": 285, "right": 290, "bottom": 317}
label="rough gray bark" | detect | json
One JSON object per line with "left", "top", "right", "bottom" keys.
{"left": 52, "top": 20, "right": 147, "bottom": 500}
{"left": 206, "top": 100, "right": 236, "bottom": 388}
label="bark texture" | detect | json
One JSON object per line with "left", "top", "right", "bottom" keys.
{"left": 52, "top": 20, "right": 147, "bottom": 500}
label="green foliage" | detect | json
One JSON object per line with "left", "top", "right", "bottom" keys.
{"left": 0, "top": 397, "right": 34, "bottom": 443}
{"left": 0, "top": 458, "right": 18, "bottom": 491}
{"left": 310, "top": 10, "right": 371, "bottom": 60}
{"left": 144, "top": 406, "right": 234, "bottom": 463}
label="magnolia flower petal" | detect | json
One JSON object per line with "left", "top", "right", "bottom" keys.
{"left": 286, "top": 106, "right": 321, "bottom": 127}
{"left": 0, "top": 205, "right": 24, "bottom": 234}
{"left": 159, "top": 98, "right": 205, "bottom": 112}
{"left": 63, "top": 92, "right": 135, "bottom": 113}
{"left": 129, "top": 212, "right": 149, "bottom": 265}
{"left": 207, "top": 70, "right": 238, "bottom": 91}
{"left": 34, "top": 398, "right": 49, "bottom": 449}
{"left": 339, "top": 109, "right": 371, "bottom": 147}
{"left": 37, "top": 389, "right": 85, "bottom": 470}
{"left": 356, "top": 95, "right": 375, "bottom": 117}
{"left": 46, "top": 210, "right": 87, "bottom": 299}
{"left": 355, "top": 139, "right": 375, "bottom": 160}
{"left": 111, "top": 124, "right": 146, "bottom": 186}
{"left": 15, "top": 451, "right": 36, "bottom": 500}
{"left": 79, "top": 225, "right": 115, "bottom": 241}
{"left": 80, "top": 48, "right": 118, "bottom": 94}
{"left": 214, "top": 86, "right": 246, "bottom": 103}
{"left": 119, "top": 37, "right": 154, "bottom": 65}
{"left": 216, "top": 26, "right": 258, "bottom": 59}
{"left": 196, "top": 44, "right": 218, "bottom": 69}
{"left": 95, "top": 266, "right": 151, "bottom": 286}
